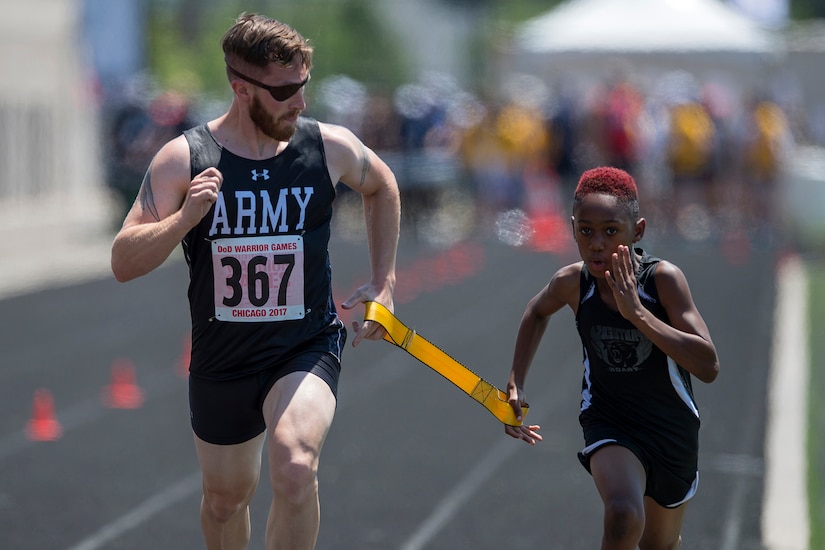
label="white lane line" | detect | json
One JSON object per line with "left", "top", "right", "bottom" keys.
{"left": 399, "top": 437, "right": 519, "bottom": 550}
{"left": 66, "top": 471, "right": 202, "bottom": 550}
{"left": 762, "top": 255, "right": 810, "bottom": 550}
{"left": 718, "top": 265, "right": 778, "bottom": 550}
{"left": 62, "top": 346, "right": 405, "bottom": 550}
{"left": 719, "top": 467, "right": 750, "bottom": 550}
{"left": 398, "top": 382, "right": 557, "bottom": 550}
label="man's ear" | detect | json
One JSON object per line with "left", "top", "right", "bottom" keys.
{"left": 633, "top": 218, "right": 646, "bottom": 243}
{"left": 231, "top": 79, "right": 252, "bottom": 100}
{"left": 570, "top": 216, "right": 576, "bottom": 240}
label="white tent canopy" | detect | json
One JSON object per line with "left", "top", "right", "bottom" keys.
{"left": 507, "top": 0, "right": 781, "bottom": 89}
{"left": 517, "top": 0, "right": 775, "bottom": 54}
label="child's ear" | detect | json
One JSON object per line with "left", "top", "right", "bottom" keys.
{"left": 632, "top": 218, "right": 646, "bottom": 243}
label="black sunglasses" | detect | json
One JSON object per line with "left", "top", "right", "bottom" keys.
{"left": 227, "top": 65, "right": 309, "bottom": 101}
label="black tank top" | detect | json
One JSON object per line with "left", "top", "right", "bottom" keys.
{"left": 182, "top": 117, "right": 343, "bottom": 379}
{"left": 575, "top": 250, "right": 699, "bottom": 448}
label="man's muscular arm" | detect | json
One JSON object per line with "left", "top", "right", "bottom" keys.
{"left": 321, "top": 123, "right": 401, "bottom": 345}
{"left": 111, "top": 135, "right": 222, "bottom": 282}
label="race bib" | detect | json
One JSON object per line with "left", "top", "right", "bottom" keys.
{"left": 211, "top": 235, "right": 305, "bottom": 322}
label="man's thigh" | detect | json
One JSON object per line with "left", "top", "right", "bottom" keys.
{"left": 263, "top": 369, "right": 337, "bottom": 464}
{"left": 194, "top": 431, "right": 266, "bottom": 494}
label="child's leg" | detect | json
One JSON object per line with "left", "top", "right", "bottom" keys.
{"left": 589, "top": 444, "right": 647, "bottom": 550}
{"left": 639, "top": 498, "right": 687, "bottom": 550}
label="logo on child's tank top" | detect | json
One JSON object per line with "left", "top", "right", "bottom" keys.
{"left": 590, "top": 325, "right": 653, "bottom": 373}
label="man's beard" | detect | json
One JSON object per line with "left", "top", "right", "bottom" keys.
{"left": 249, "top": 95, "right": 298, "bottom": 141}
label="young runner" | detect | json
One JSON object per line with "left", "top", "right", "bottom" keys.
{"left": 504, "top": 166, "right": 719, "bottom": 549}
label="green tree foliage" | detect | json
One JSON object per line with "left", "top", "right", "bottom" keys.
{"left": 146, "top": 0, "right": 411, "bottom": 100}
{"left": 439, "top": 0, "right": 556, "bottom": 23}
{"left": 790, "top": 0, "right": 825, "bottom": 19}
{"left": 272, "top": 0, "right": 411, "bottom": 90}
{"left": 809, "top": 267, "right": 825, "bottom": 550}
{"left": 145, "top": 0, "right": 825, "bottom": 102}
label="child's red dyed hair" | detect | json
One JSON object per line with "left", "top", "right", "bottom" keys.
{"left": 574, "top": 166, "right": 637, "bottom": 202}
{"left": 573, "top": 166, "right": 640, "bottom": 219}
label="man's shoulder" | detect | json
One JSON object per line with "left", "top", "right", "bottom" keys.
{"left": 292, "top": 116, "right": 326, "bottom": 147}
{"left": 315, "top": 120, "right": 362, "bottom": 166}
{"left": 314, "top": 118, "right": 356, "bottom": 142}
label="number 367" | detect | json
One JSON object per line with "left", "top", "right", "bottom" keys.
{"left": 220, "top": 254, "right": 295, "bottom": 308}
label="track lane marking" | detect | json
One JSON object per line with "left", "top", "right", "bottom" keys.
{"left": 762, "top": 255, "right": 810, "bottom": 550}
{"left": 66, "top": 471, "right": 202, "bottom": 550}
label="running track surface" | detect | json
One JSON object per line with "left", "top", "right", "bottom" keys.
{"left": 0, "top": 231, "right": 775, "bottom": 549}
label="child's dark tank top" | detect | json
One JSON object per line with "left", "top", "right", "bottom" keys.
{"left": 575, "top": 250, "right": 700, "bottom": 451}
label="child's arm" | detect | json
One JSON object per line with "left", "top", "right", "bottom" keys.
{"left": 607, "top": 245, "right": 719, "bottom": 383}
{"left": 505, "top": 263, "right": 580, "bottom": 444}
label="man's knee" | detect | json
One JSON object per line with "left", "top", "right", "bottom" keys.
{"left": 270, "top": 456, "right": 318, "bottom": 505}
{"left": 202, "top": 481, "right": 258, "bottom": 524}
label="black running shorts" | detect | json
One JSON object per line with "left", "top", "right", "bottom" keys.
{"left": 189, "top": 351, "right": 341, "bottom": 445}
{"left": 577, "top": 409, "right": 699, "bottom": 508}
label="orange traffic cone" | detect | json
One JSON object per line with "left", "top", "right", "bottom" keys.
{"left": 103, "top": 359, "right": 144, "bottom": 409}
{"left": 25, "top": 388, "right": 63, "bottom": 442}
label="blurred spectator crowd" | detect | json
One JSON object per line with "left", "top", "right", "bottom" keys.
{"left": 101, "top": 69, "right": 803, "bottom": 246}
{"left": 316, "top": 69, "right": 801, "bottom": 247}
{"left": 100, "top": 76, "right": 196, "bottom": 221}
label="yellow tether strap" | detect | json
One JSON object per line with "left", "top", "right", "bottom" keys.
{"left": 363, "top": 301, "right": 526, "bottom": 426}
